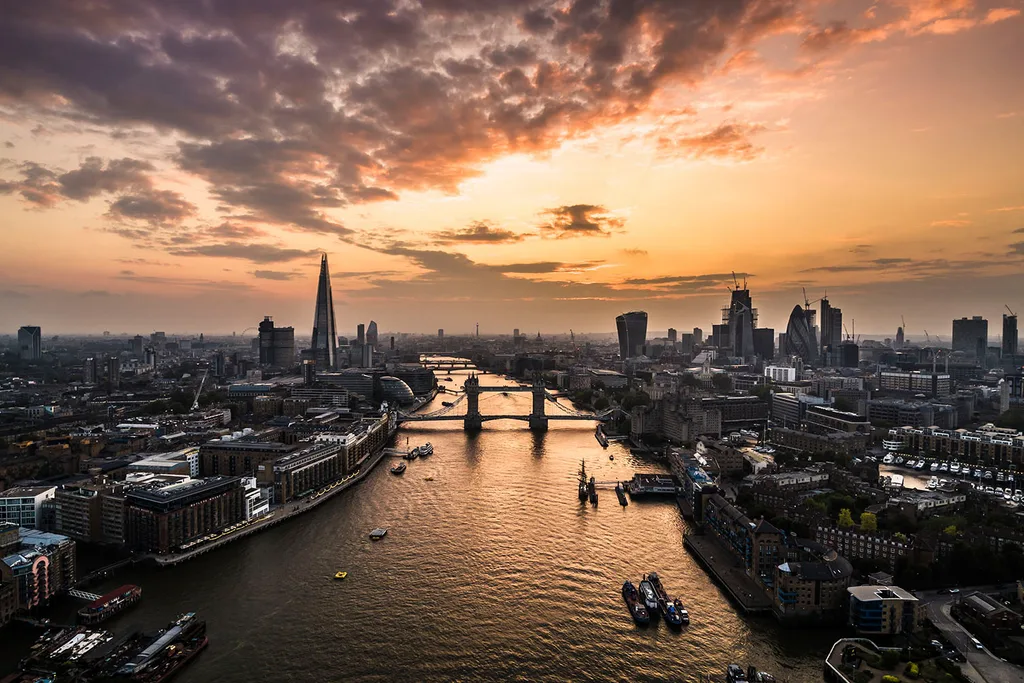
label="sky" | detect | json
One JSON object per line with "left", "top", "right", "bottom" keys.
{"left": 1, "top": 0, "right": 1023, "bottom": 339}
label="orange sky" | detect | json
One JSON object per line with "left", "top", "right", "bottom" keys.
{"left": 1, "top": 0, "right": 1022, "bottom": 338}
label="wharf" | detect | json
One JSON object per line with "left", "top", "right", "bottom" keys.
{"left": 147, "top": 446, "right": 389, "bottom": 566}
{"left": 684, "top": 533, "right": 773, "bottom": 615}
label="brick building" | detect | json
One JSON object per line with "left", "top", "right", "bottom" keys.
{"left": 125, "top": 476, "right": 245, "bottom": 554}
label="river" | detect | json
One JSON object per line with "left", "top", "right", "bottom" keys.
{"left": 4, "top": 370, "right": 837, "bottom": 682}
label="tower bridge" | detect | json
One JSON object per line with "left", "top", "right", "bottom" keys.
{"left": 396, "top": 375, "right": 612, "bottom": 431}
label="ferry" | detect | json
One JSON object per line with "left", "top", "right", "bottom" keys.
{"left": 369, "top": 528, "right": 388, "bottom": 540}
{"left": 621, "top": 581, "right": 650, "bottom": 625}
{"left": 441, "top": 401, "right": 454, "bottom": 407}
{"left": 78, "top": 584, "right": 142, "bottom": 625}
{"left": 390, "top": 462, "right": 407, "bottom": 475}
{"left": 638, "top": 578, "right": 660, "bottom": 613}
{"left": 334, "top": 571, "right": 348, "bottom": 580}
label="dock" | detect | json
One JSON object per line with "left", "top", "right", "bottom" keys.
{"left": 683, "top": 533, "right": 773, "bottom": 615}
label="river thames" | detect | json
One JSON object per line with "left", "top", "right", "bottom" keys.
{"left": 5, "top": 370, "right": 836, "bottom": 681}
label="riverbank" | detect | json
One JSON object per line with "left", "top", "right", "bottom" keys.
{"left": 684, "top": 533, "right": 773, "bottom": 615}
{"left": 145, "top": 445, "right": 390, "bottom": 566}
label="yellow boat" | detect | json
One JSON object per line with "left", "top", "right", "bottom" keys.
{"left": 334, "top": 571, "right": 348, "bottom": 580}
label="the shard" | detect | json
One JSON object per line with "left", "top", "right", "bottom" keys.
{"left": 310, "top": 253, "right": 338, "bottom": 370}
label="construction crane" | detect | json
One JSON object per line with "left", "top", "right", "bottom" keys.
{"left": 1008, "top": 304, "right": 1018, "bottom": 318}
{"left": 191, "top": 368, "right": 209, "bottom": 412}
{"left": 802, "top": 287, "right": 822, "bottom": 311}
{"left": 923, "top": 330, "right": 931, "bottom": 344}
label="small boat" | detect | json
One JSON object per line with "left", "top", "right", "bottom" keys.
{"left": 404, "top": 448, "right": 419, "bottom": 460}
{"left": 615, "top": 482, "right": 628, "bottom": 506}
{"left": 638, "top": 577, "right": 660, "bottom": 613}
{"left": 621, "top": 581, "right": 650, "bottom": 625}
{"left": 391, "top": 462, "right": 407, "bottom": 475}
{"left": 424, "top": 476, "right": 434, "bottom": 481}
{"left": 672, "top": 598, "right": 689, "bottom": 625}
{"left": 442, "top": 401, "right": 454, "bottom": 407}
{"left": 662, "top": 599, "right": 685, "bottom": 628}
{"left": 609, "top": 454, "right": 614, "bottom": 461}
{"left": 369, "top": 528, "right": 388, "bottom": 540}
{"left": 334, "top": 571, "right": 348, "bottom": 580}
{"left": 418, "top": 442, "right": 433, "bottom": 456}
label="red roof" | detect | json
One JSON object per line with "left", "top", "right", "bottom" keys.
{"left": 86, "top": 584, "right": 140, "bottom": 610}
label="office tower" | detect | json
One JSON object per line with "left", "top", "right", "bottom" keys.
{"left": 693, "top": 328, "right": 703, "bottom": 345}
{"left": 951, "top": 316, "right": 988, "bottom": 358}
{"left": 513, "top": 328, "right": 520, "bottom": 347}
{"left": 785, "top": 305, "right": 818, "bottom": 364}
{"left": 753, "top": 328, "right": 775, "bottom": 360}
{"left": 83, "top": 357, "right": 99, "bottom": 384}
{"left": 131, "top": 335, "right": 145, "bottom": 358}
{"left": 258, "top": 316, "right": 296, "bottom": 367}
{"left": 667, "top": 328, "right": 678, "bottom": 344}
{"left": 679, "top": 333, "right": 695, "bottom": 352}
{"left": 615, "top": 311, "right": 648, "bottom": 359}
{"left": 150, "top": 331, "right": 166, "bottom": 348}
{"left": 777, "top": 332, "right": 788, "bottom": 356}
{"left": 357, "top": 323, "right": 366, "bottom": 347}
{"left": 302, "top": 360, "right": 317, "bottom": 386}
{"left": 475, "top": 323, "right": 479, "bottom": 338}
{"left": 389, "top": 336, "right": 395, "bottom": 351}
{"left": 17, "top": 326, "right": 42, "bottom": 360}
{"left": 106, "top": 357, "right": 121, "bottom": 390}
{"left": 819, "top": 297, "right": 839, "bottom": 360}
{"left": 367, "top": 321, "right": 378, "bottom": 350}
{"left": 895, "top": 326, "right": 904, "bottom": 349}
{"left": 438, "top": 329, "right": 444, "bottom": 339}
{"left": 144, "top": 347, "right": 157, "bottom": 368}
{"left": 212, "top": 352, "right": 225, "bottom": 378}
{"left": 1004, "top": 313, "right": 1018, "bottom": 357}
{"left": 711, "top": 324, "right": 729, "bottom": 349}
{"left": 361, "top": 344, "right": 373, "bottom": 368}
{"left": 310, "top": 253, "right": 339, "bottom": 370}
{"left": 839, "top": 341, "right": 859, "bottom": 368}
{"left": 722, "top": 287, "right": 756, "bottom": 359}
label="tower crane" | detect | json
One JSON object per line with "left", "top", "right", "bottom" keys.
{"left": 923, "top": 330, "right": 931, "bottom": 344}
{"left": 191, "top": 368, "right": 209, "bottom": 412}
{"left": 1008, "top": 304, "right": 1018, "bottom": 317}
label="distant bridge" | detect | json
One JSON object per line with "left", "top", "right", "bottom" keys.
{"left": 419, "top": 356, "right": 475, "bottom": 370}
{"left": 396, "top": 375, "right": 614, "bottom": 431}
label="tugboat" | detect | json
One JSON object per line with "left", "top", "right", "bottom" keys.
{"left": 390, "top": 462, "right": 407, "bottom": 475}
{"left": 726, "top": 664, "right": 748, "bottom": 682}
{"left": 638, "top": 576, "right": 660, "bottom": 613}
{"left": 672, "top": 598, "right": 690, "bottom": 625}
{"left": 621, "top": 581, "right": 650, "bottom": 625}
{"left": 578, "top": 461, "right": 588, "bottom": 501}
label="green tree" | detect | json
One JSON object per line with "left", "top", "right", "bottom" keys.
{"left": 860, "top": 511, "right": 878, "bottom": 532}
{"left": 839, "top": 508, "right": 855, "bottom": 527}
{"left": 711, "top": 373, "right": 734, "bottom": 393}
{"left": 943, "top": 525, "right": 957, "bottom": 536}
{"left": 593, "top": 396, "right": 610, "bottom": 410}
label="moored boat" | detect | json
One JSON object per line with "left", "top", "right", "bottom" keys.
{"left": 662, "top": 599, "right": 685, "bottom": 628}
{"left": 78, "top": 584, "right": 142, "bottom": 625}
{"left": 391, "top": 462, "right": 407, "bottom": 475}
{"left": 621, "top": 581, "right": 650, "bottom": 625}
{"left": 672, "top": 598, "right": 689, "bottom": 625}
{"left": 418, "top": 442, "right": 433, "bottom": 456}
{"left": 615, "top": 482, "right": 628, "bottom": 506}
{"left": 638, "top": 577, "right": 659, "bottom": 613}
{"left": 578, "top": 460, "right": 588, "bottom": 501}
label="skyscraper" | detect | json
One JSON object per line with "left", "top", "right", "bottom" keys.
{"left": 106, "top": 357, "right": 121, "bottom": 391}
{"left": 785, "top": 305, "right": 818, "bottom": 364}
{"left": 952, "top": 316, "right": 987, "bottom": 358}
{"left": 366, "top": 321, "right": 378, "bottom": 350}
{"left": 895, "top": 326, "right": 904, "bottom": 349}
{"left": 615, "top": 311, "right": 648, "bottom": 359}
{"left": 357, "top": 323, "right": 366, "bottom": 347}
{"left": 819, "top": 297, "right": 842, "bottom": 365}
{"left": 131, "top": 335, "right": 145, "bottom": 358}
{"left": 667, "top": 328, "right": 677, "bottom": 344}
{"left": 1004, "top": 313, "right": 1018, "bottom": 358}
{"left": 258, "top": 316, "right": 296, "bottom": 367}
{"left": 722, "top": 287, "right": 756, "bottom": 359}
{"left": 310, "top": 254, "right": 339, "bottom": 370}
{"left": 18, "top": 326, "right": 41, "bottom": 360}
{"left": 692, "top": 328, "right": 703, "bottom": 345}
{"left": 83, "top": 357, "right": 99, "bottom": 385}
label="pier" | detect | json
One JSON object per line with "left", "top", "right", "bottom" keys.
{"left": 683, "top": 533, "right": 773, "bottom": 615}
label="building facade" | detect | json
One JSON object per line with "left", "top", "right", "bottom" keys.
{"left": 847, "top": 585, "right": 923, "bottom": 635}
{"left": 125, "top": 476, "right": 245, "bottom": 554}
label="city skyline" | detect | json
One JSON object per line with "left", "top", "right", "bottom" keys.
{"left": 1, "top": 1, "right": 1023, "bottom": 334}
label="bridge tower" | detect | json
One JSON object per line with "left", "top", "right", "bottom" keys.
{"left": 529, "top": 379, "right": 549, "bottom": 431}
{"left": 464, "top": 374, "right": 482, "bottom": 431}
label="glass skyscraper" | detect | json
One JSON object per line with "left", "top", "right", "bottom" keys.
{"left": 310, "top": 254, "right": 339, "bottom": 370}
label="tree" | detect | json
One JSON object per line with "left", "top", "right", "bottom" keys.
{"left": 838, "top": 508, "right": 855, "bottom": 528}
{"left": 711, "top": 373, "right": 733, "bottom": 393}
{"left": 860, "top": 511, "right": 878, "bottom": 532}
{"left": 593, "top": 396, "right": 610, "bottom": 410}
{"left": 943, "top": 524, "right": 957, "bottom": 536}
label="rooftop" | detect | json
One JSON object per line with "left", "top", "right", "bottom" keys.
{"left": 848, "top": 585, "right": 918, "bottom": 602}
{"left": 0, "top": 486, "right": 55, "bottom": 498}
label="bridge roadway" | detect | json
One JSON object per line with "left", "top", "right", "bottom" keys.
{"left": 397, "top": 414, "right": 604, "bottom": 422}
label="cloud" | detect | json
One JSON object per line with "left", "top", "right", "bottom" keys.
{"left": 1012, "top": 242, "right": 1024, "bottom": 256}
{"left": 991, "top": 206, "right": 1024, "bottom": 212}
{"left": 168, "top": 242, "right": 320, "bottom": 264}
{"left": 849, "top": 244, "right": 873, "bottom": 255}
{"left": 1014, "top": 228, "right": 1024, "bottom": 234}
{"left": 538, "top": 204, "right": 625, "bottom": 238}
{"left": 108, "top": 189, "right": 196, "bottom": 226}
{"left": 0, "top": 157, "right": 154, "bottom": 207}
{"left": 657, "top": 122, "right": 768, "bottom": 161}
{"left": 929, "top": 219, "right": 972, "bottom": 227}
{"left": 432, "top": 221, "right": 528, "bottom": 244}
{"left": 252, "top": 270, "right": 300, "bottom": 280}
{"left": 622, "top": 248, "right": 648, "bottom": 257}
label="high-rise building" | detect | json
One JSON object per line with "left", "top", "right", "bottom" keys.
{"left": 438, "top": 329, "right": 444, "bottom": 340}
{"left": 83, "top": 357, "right": 100, "bottom": 385}
{"left": 106, "top": 357, "right": 121, "bottom": 391}
{"left": 367, "top": 321, "right": 378, "bottom": 350}
{"left": 819, "top": 298, "right": 842, "bottom": 364}
{"left": 17, "top": 326, "right": 41, "bottom": 360}
{"left": 785, "top": 305, "right": 818, "bottom": 364}
{"left": 753, "top": 328, "right": 775, "bottom": 360}
{"left": 1004, "top": 313, "right": 1019, "bottom": 358}
{"left": 310, "top": 253, "right": 339, "bottom": 370}
{"left": 357, "top": 323, "right": 366, "bottom": 347}
{"left": 952, "top": 316, "right": 988, "bottom": 358}
{"left": 693, "top": 328, "right": 703, "bottom": 345}
{"left": 615, "top": 311, "right": 648, "bottom": 359}
{"left": 895, "top": 326, "right": 904, "bottom": 349}
{"left": 131, "top": 335, "right": 145, "bottom": 358}
{"left": 722, "top": 287, "right": 756, "bottom": 359}
{"left": 667, "top": 328, "right": 678, "bottom": 344}
{"left": 258, "top": 317, "right": 296, "bottom": 367}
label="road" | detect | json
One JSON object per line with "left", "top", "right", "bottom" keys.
{"left": 917, "top": 588, "right": 1024, "bottom": 683}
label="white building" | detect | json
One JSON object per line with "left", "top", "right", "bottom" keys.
{"left": 764, "top": 366, "right": 797, "bottom": 383}
{"left": 241, "top": 477, "right": 270, "bottom": 520}
{"left": 0, "top": 486, "right": 56, "bottom": 528}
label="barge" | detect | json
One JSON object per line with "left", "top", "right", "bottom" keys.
{"left": 78, "top": 585, "right": 142, "bottom": 625}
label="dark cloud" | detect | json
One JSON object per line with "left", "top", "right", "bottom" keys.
{"left": 1013, "top": 228, "right": 1024, "bottom": 234}
{"left": 167, "top": 242, "right": 319, "bottom": 264}
{"left": 58, "top": 157, "right": 152, "bottom": 200}
{"left": 539, "top": 204, "right": 625, "bottom": 238}
{"left": 622, "top": 248, "right": 648, "bottom": 257}
{"left": 252, "top": 270, "right": 300, "bottom": 280}
{"left": 0, "top": 0, "right": 810, "bottom": 237}
{"left": 432, "top": 221, "right": 528, "bottom": 244}
{"left": 1011, "top": 242, "right": 1024, "bottom": 256}
{"left": 108, "top": 189, "right": 196, "bottom": 225}
{"left": 849, "top": 244, "right": 873, "bottom": 254}
{"left": 624, "top": 273, "right": 751, "bottom": 288}
{"left": 657, "top": 122, "right": 767, "bottom": 161}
